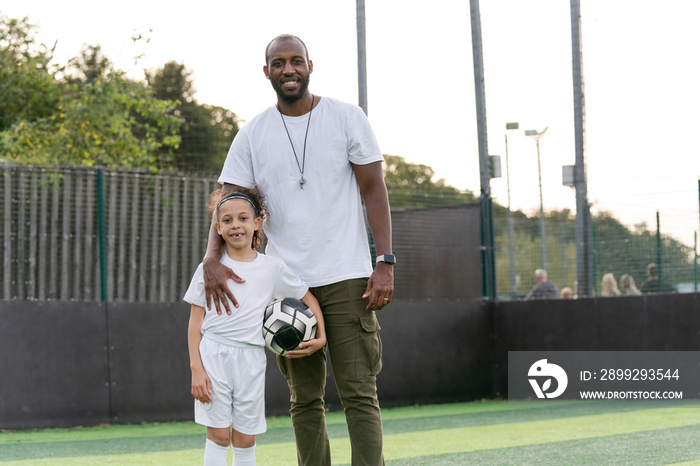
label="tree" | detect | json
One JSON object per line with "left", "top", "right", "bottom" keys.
{"left": 0, "top": 16, "right": 182, "bottom": 171}
{"left": 147, "top": 61, "right": 239, "bottom": 173}
{"left": 64, "top": 44, "right": 111, "bottom": 85}
{"left": 0, "top": 15, "right": 62, "bottom": 132}
{"left": 493, "top": 206, "right": 695, "bottom": 298}
{"left": 592, "top": 211, "right": 694, "bottom": 292}
{"left": 384, "top": 154, "right": 477, "bottom": 209}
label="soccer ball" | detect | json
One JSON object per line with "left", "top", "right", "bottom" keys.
{"left": 262, "top": 298, "right": 317, "bottom": 356}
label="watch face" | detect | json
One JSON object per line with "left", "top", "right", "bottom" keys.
{"left": 382, "top": 254, "right": 396, "bottom": 264}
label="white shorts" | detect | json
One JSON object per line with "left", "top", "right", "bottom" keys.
{"left": 194, "top": 334, "right": 267, "bottom": 435}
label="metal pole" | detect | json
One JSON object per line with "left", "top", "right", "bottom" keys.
{"left": 697, "top": 179, "right": 700, "bottom": 291}
{"left": 656, "top": 211, "right": 662, "bottom": 293}
{"left": 570, "top": 0, "right": 593, "bottom": 297}
{"left": 356, "top": 0, "right": 368, "bottom": 115}
{"left": 694, "top": 231, "right": 697, "bottom": 292}
{"left": 470, "top": 0, "right": 496, "bottom": 300}
{"left": 96, "top": 169, "right": 108, "bottom": 301}
{"left": 536, "top": 138, "right": 547, "bottom": 270}
{"left": 505, "top": 133, "right": 516, "bottom": 299}
{"left": 561, "top": 212, "right": 567, "bottom": 288}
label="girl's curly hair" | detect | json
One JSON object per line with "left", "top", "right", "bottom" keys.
{"left": 207, "top": 187, "right": 267, "bottom": 251}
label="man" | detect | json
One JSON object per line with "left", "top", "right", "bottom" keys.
{"left": 640, "top": 263, "right": 675, "bottom": 293}
{"left": 525, "top": 269, "right": 560, "bottom": 300}
{"left": 202, "top": 34, "right": 393, "bottom": 466}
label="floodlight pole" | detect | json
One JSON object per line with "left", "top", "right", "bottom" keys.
{"left": 356, "top": 0, "right": 368, "bottom": 115}
{"left": 570, "top": 0, "right": 593, "bottom": 297}
{"left": 505, "top": 122, "right": 519, "bottom": 299}
{"left": 526, "top": 127, "right": 548, "bottom": 271}
{"left": 470, "top": 0, "right": 497, "bottom": 300}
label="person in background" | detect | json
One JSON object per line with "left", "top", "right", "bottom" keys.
{"left": 640, "top": 263, "right": 676, "bottom": 294}
{"left": 525, "top": 269, "right": 560, "bottom": 300}
{"left": 601, "top": 273, "right": 621, "bottom": 297}
{"left": 560, "top": 287, "right": 573, "bottom": 299}
{"left": 619, "top": 273, "right": 641, "bottom": 296}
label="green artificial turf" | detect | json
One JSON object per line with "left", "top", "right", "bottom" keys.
{"left": 1, "top": 400, "right": 699, "bottom": 465}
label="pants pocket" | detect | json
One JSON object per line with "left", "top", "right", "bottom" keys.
{"left": 357, "top": 313, "right": 383, "bottom": 378}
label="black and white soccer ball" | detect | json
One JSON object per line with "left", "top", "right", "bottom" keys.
{"left": 262, "top": 298, "right": 317, "bottom": 356}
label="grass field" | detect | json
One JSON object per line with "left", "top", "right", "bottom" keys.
{"left": 2, "top": 399, "right": 700, "bottom": 465}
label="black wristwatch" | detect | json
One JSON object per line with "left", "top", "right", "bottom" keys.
{"left": 375, "top": 254, "right": 397, "bottom": 265}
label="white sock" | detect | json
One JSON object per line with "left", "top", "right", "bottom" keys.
{"left": 203, "top": 438, "right": 229, "bottom": 466}
{"left": 233, "top": 444, "right": 256, "bottom": 466}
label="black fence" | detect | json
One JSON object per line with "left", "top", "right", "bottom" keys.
{"left": 2, "top": 292, "right": 698, "bottom": 429}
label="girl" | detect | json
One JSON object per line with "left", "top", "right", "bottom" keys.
{"left": 184, "top": 187, "right": 325, "bottom": 465}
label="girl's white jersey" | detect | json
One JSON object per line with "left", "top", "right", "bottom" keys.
{"left": 184, "top": 252, "right": 308, "bottom": 346}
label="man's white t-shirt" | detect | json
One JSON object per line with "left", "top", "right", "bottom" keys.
{"left": 218, "top": 97, "right": 384, "bottom": 287}
{"left": 184, "top": 252, "right": 308, "bottom": 346}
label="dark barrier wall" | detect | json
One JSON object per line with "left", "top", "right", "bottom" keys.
{"left": 377, "top": 299, "right": 492, "bottom": 407}
{"left": 490, "top": 293, "right": 700, "bottom": 397}
{"left": 0, "top": 301, "right": 111, "bottom": 428}
{"left": 0, "top": 298, "right": 484, "bottom": 429}
{"left": 3, "top": 293, "right": 698, "bottom": 429}
{"left": 107, "top": 303, "right": 192, "bottom": 424}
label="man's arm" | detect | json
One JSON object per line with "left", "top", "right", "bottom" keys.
{"left": 202, "top": 182, "right": 244, "bottom": 315}
{"left": 352, "top": 161, "right": 394, "bottom": 310}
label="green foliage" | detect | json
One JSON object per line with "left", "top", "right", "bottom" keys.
{"left": 0, "top": 15, "right": 62, "bottom": 132}
{"left": 147, "top": 61, "right": 239, "bottom": 173}
{"left": 2, "top": 70, "right": 181, "bottom": 169}
{"left": 494, "top": 208, "right": 576, "bottom": 297}
{"left": 592, "top": 211, "right": 694, "bottom": 291}
{"left": 494, "top": 207, "right": 695, "bottom": 297}
{"left": 384, "top": 154, "right": 477, "bottom": 209}
{"left": 0, "top": 17, "right": 181, "bottom": 171}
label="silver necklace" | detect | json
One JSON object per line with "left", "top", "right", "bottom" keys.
{"left": 278, "top": 95, "right": 315, "bottom": 189}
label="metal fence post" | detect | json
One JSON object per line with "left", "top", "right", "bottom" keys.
{"left": 656, "top": 211, "right": 662, "bottom": 293}
{"left": 97, "top": 169, "right": 108, "bottom": 301}
{"left": 470, "top": 0, "right": 497, "bottom": 300}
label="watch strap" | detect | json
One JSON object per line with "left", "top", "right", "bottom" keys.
{"left": 376, "top": 254, "right": 396, "bottom": 265}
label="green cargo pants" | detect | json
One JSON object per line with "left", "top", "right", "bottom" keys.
{"left": 277, "top": 278, "right": 385, "bottom": 466}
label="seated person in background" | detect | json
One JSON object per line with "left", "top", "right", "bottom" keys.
{"left": 601, "top": 273, "right": 621, "bottom": 297}
{"left": 619, "top": 273, "right": 641, "bottom": 296}
{"left": 560, "top": 287, "right": 573, "bottom": 299}
{"left": 640, "top": 263, "right": 676, "bottom": 294}
{"left": 525, "top": 269, "right": 560, "bottom": 300}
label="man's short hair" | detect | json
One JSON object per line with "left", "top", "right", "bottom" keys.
{"left": 647, "top": 263, "right": 658, "bottom": 276}
{"left": 265, "top": 34, "right": 309, "bottom": 66}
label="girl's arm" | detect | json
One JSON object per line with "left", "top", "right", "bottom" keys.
{"left": 285, "top": 290, "right": 327, "bottom": 359}
{"left": 187, "top": 305, "right": 212, "bottom": 403}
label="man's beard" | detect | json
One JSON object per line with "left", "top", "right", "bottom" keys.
{"left": 273, "top": 75, "right": 310, "bottom": 104}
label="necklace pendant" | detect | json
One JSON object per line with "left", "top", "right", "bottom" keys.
{"left": 299, "top": 176, "right": 306, "bottom": 189}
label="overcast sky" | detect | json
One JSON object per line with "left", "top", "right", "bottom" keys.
{"left": 3, "top": 0, "right": 699, "bottom": 247}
